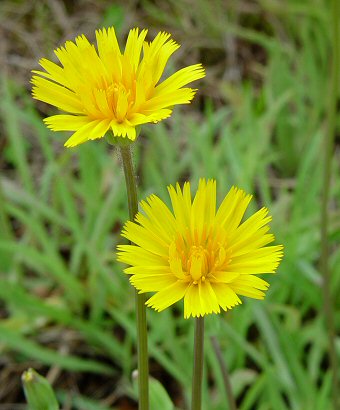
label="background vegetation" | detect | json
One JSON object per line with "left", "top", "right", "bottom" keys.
{"left": 0, "top": 0, "right": 339, "bottom": 409}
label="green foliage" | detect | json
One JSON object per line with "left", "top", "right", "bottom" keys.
{"left": 102, "top": 5, "right": 125, "bottom": 32}
{"left": 131, "top": 376, "right": 175, "bottom": 410}
{"left": 0, "top": 0, "right": 339, "bottom": 408}
{"left": 22, "top": 369, "right": 59, "bottom": 410}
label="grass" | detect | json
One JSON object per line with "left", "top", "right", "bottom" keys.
{"left": 0, "top": 0, "right": 339, "bottom": 409}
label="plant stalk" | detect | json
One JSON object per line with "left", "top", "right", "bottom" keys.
{"left": 210, "top": 336, "right": 237, "bottom": 410}
{"left": 191, "top": 316, "right": 205, "bottom": 410}
{"left": 0, "top": 178, "right": 12, "bottom": 240}
{"left": 119, "top": 144, "right": 149, "bottom": 410}
{"left": 321, "top": 2, "right": 340, "bottom": 409}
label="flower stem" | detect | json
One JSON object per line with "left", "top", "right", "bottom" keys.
{"left": 119, "top": 144, "right": 149, "bottom": 410}
{"left": 321, "top": 2, "right": 340, "bottom": 409}
{"left": 191, "top": 316, "right": 205, "bottom": 410}
{"left": 210, "top": 336, "right": 237, "bottom": 410}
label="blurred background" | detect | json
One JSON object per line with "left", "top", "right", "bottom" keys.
{"left": 0, "top": 0, "right": 339, "bottom": 409}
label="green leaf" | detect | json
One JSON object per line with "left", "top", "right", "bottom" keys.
{"left": 149, "top": 377, "right": 175, "bottom": 410}
{"left": 132, "top": 375, "right": 175, "bottom": 410}
{"left": 22, "top": 368, "right": 59, "bottom": 410}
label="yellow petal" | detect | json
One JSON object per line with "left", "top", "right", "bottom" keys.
{"left": 110, "top": 121, "right": 137, "bottom": 140}
{"left": 124, "top": 28, "right": 148, "bottom": 70}
{"left": 141, "top": 88, "right": 197, "bottom": 112}
{"left": 137, "top": 194, "right": 177, "bottom": 243}
{"left": 34, "top": 58, "right": 68, "bottom": 87}
{"left": 121, "top": 220, "right": 169, "bottom": 258}
{"left": 229, "top": 283, "right": 266, "bottom": 300}
{"left": 96, "top": 27, "right": 121, "bottom": 61}
{"left": 198, "top": 280, "right": 220, "bottom": 316}
{"left": 44, "top": 115, "right": 89, "bottom": 131}
{"left": 215, "top": 187, "right": 252, "bottom": 233}
{"left": 228, "top": 245, "right": 284, "bottom": 274}
{"left": 184, "top": 284, "right": 199, "bottom": 318}
{"left": 117, "top": 179, "right": 283, "bottom": 318}
{"left": 146, "top": 281, "right": 189, "bottom": 312}
{"left": 155, "top": 64, "right": 205, "bottom": 95}
{"left": 64, "top": 119, "right": 110, "bottom": 147}
{"left": 32, "top": 76, "right": 83, "bottom": 114}
{"left": 139, "top": 32, "right": 180, "bottom": 89}
{"left": 210, "top": 283, "right": 241, "bottom": 311}
{"left": 128, "top": 110, "right": 172, "bottom": 126}
{"left": 130, "top": 273, "right": 176, "bottom": 292}
{"left": 117, "top": 245, "right": 166, "bottom": 266}
{"left": 32, "top": 28, "right": 205, "bottom": 146}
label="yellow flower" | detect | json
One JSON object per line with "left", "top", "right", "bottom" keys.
{"left": 31, "top": 27, "right": 205, "bottom": 147}
{"left": 117, "top": 179, "right": 283, "bottom": 319}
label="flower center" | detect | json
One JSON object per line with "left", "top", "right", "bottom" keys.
{"left": 104, "top": 81, "right": 135, "bottom": 122}
{"left": 187, "top": 245, "right": 209, "bottom": 282}
{"left": 169, "top": 234, "right": 230, "bottom": 285}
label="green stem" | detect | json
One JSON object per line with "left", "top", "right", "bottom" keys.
{"left": 119, "top": 144, "right": 149, "bottom": 410}
{"left": 0, "top": 177, "right": 14, "bottom": 271}
{"left": 191, "top": 317, "right": 205, "bottom": 410}
{"left": 321, "top": 2, "right": 340, "bottom": 409}
{"left": 0, "top": 178, "right": 12, "bottom": 240}
{"left": 210, "top": 336, "right": 237, "bottom": 410}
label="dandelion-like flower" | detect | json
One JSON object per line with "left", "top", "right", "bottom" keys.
{"left": 117, "top": 179, "right": 283, "bottom": 319}
{"left": 31, "top": 27, "right": 205, "bottom": 147}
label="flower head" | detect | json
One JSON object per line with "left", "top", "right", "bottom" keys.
{"left": 31, "top": 27, "right": 205, "bottom": 147}
{"left": 117, "top": 179, "right": 283, "bottom": 319}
